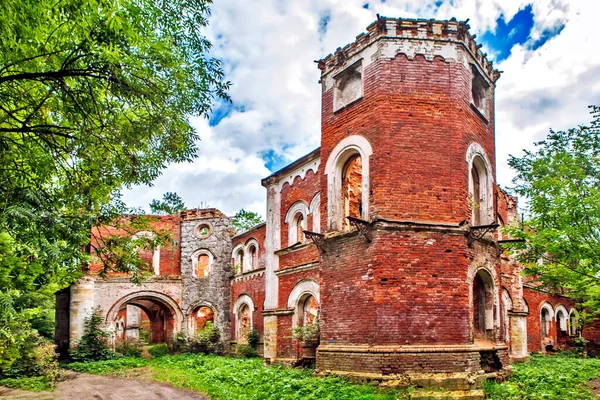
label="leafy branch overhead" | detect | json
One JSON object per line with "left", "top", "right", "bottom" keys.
{"left": 0, "top": 0, "right": 228, "bottom": 373}
{"left": 505, "top": 105, "right": 600, "bottom": 329}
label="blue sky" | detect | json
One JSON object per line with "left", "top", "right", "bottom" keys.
{"left": 124, "top": 0, "right": 600, "bottom": 217}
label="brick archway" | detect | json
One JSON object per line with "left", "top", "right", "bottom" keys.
{"left": 106, "top": 291, "right": 184, "bottom": 343}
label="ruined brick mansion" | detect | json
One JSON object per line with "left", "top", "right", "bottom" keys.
{"left": 56, "top": 17, "right": 598, "bottom": 396}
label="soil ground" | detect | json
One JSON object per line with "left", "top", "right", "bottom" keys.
{"left": 0, "top": 371, "right": 207, "bottom": 400}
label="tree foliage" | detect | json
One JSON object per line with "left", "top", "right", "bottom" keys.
{"left": 150, "top": 192, "right": 186, "bottom": 215}
{"left": 0, "top": 0, "right": 227, "bottom": 367}
{"left": 506, "top": 106, "right": 600, "bottom": 327}
{"left": 232, "top": 209, "right": 264, "bottom": 233}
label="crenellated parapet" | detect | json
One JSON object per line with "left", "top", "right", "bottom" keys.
{"left": 317, "top": 16, "right": 500, "bottom": 89}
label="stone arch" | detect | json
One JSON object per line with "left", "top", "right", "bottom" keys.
{"left": 309, "top": 193, "right": 321, "bottom": 233}
{"left": 191, "top": 248, "right": 214, "bottom": 278}
{"left": 233, "top": 294, "right": 255, "bottom": 342}
{"left": 555, "top": 304, "right": 569, "bottom": 333}
{"left": 325, "top": 135, "right": 373, "bottom": 231}
{"left": 285, "top": 201, "right": 309, "bottom": 245}
{"left": 466, "top": 142, "right": 493, "bottom": 226}
{"left": 287, "top": 279, "right": 320, "bottom": 328}
{"left": 106, "top": 291, "right": 184, "bottom": 343}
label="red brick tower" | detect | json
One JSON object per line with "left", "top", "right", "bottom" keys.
{"left": 315, "top": 17, "right": 507, "bottom": 394}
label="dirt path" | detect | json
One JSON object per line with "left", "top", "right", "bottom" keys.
{"left": 0, "top": 372, "right": 207, "bottom": 400}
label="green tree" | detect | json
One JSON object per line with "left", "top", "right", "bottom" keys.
{"left": 150, "top": 192, "right": 187, "bottom": 215}
{"left": 0, "top": 0, "right": 228, "bottom": 369}
{"left": 506, "top": 105, "right": 600, "bottom": 332}
{"left": 232, "top": 209, "right": 264, "bottom": 233}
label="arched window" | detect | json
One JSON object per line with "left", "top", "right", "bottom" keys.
{"left": 501, "top": 288, "right": 513, "bottom": 343}
{"left": 569, "top": 309, "right": 579, "bottom": 336}
{"left": 191, "top": 306, "right": 214, "bottom": 333}
{"left": 234, "top": 294, "right": 255, "bottom": 343}
{"left": 248, "top": 245, "right": 257, "bottom": 270}
{"left": 540, "top": 303, "right": 554, "bottom": 338}
{"left": 555, "top": 305, "right": 568, "bottom": 333}
{"left": 325, "top": 135, "right": 373, "bottom": 231}
{"left": 294, "top": 213, "right": 305, "bottom": 243}
{"left": 467, "top": 143, "right": 493, "bottom": 226}
{"left": 309, "top": 193, "right": 321, "bottom": 233}
{"left": 300, "top": 295, "right": 319, "bottom": 327}
{"left": 191, "top": 249, "right": 213, "bottom": 278}
{"left": 285, "top": 201, "right": 309, "bottom": 246}
{"left": 237, "top": 249, "right": 245, "bottom": 273}
{"left": 341, "top": 154, "right": 363, "bottom": 230}
{"left": 473, "top": 269, "right": 495, "bottom": 339}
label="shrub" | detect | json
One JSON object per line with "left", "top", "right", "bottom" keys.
{"left": 235, "top": 344, "right": 258, "bottom": 358}
{"left": 115, "top": 338, "right": 143, "bottom": 357}
{"left": 245, "top": 328, "right": 260, "bottom": 348}
{"left": 169, "top": 322, "right": 221, "bottom": 355}
{"left": 69, "top": 308, "right": 117, "bottom": 362}
{"left": 1, "top": 330, "right": 61, "bottom": 385}
{"left": 148, "top": 344, "right": 169, "bottom": 358}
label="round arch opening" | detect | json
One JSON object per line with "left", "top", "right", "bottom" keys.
{"left": 106, "top": 291, "right": 183, "bottom": 344}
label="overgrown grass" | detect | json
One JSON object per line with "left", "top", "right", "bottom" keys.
{"left": 0, "top": 376, "right": 53, "bottom": 391}
{"left": 66, "top": 354, "right": 400, "bottom": 399}
{"left": 485, "top": 352, "right": 600, "bottom": 399}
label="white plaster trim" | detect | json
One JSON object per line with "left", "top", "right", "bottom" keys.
{"left": 284, "top": 201, "right": 309, "bottom": 245}
{"left": 287, "top": 279, "right": 320, "bottom": 309}
{"left": 540, "top": 302, "right": 555, "bottom": 320}
{"left": 501, "top": 288, "right": 513, "bottom": 310}
{"left": 555, "top": 304, "right": 569, "bottom": 331}
{"left": 466, "top": 142, "right": 494, "bottom": 225}
{"left": 325, "top": 135, "right": 373, "bottom": 230}
{"left": 244, "top": 239, "right": 260, "bottom": 271}
{"left": 191, "top": 249, "right": 214, "bottom": 278}
{"left": 234, "top": 294, "right": 255, "bottom": 340}
{"left": 277, "top": 158, "right": 320, "bottom": 193}
{"left": 309, "top": 193, "right": 321, "bottom": 233}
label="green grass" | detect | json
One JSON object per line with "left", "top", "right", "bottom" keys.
{"left": 66, "top": 354, "right": 400, "bottom": 399}
{"left": 485, "top": 352, "right": 600, "bottom": 399}
{"left": 0, "top": 376, "right": 53, "bottom": 391}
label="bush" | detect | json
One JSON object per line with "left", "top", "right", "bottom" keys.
{"left": 115, "top": 338, "right": 143, "bottom": 357}
{"left": 1, "top": 330, "right": 61, "bottom": 385}
{"left": 235, "top": 344, "right": 258, "bottom": 358}
{"left": 168, "top": 322, "right": 221, "bottom": 355}
{"left": 148, "top": 344, "right": 169, "bottom": 358}
{"left": 245, "top": 328, "right": 260, "bottom": 348}
{"left": 69, "top": 308, "right": 117, "bottom": 362}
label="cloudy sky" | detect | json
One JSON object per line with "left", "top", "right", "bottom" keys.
{"left": 124, "top": 0, "right": 600, "bottom": 217}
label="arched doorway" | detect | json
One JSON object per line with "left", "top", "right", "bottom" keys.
{"left": 106, "top": 291, "right": 183, "bottom": 344}
{"left": 472, "top": 269, "right": 495, "bottom": 340}
{"left": 189, "top": 305, "right": 215, "bottom": 333}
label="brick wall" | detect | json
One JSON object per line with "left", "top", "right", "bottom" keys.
{"left": 280, "top": 169, "right": 320, "bottom": 249}
{"left": 319, "top": 52, "right": 496, "bottom": 229}
{"left": 321, "top": 230, "right": 472, "bottom": 346}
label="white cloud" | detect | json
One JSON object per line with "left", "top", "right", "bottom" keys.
{"left": 123, "top": 0, "right": 599, "bottom": 217}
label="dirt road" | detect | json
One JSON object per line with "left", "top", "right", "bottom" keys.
{"left": 0, "top": 373, "right": 207, "bottom": 400}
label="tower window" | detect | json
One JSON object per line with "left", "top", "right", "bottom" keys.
{"left": 333, "top": 61, "right": 363, "bottom": 111}
{"left": 471, "top": 65, "right": 490, "bottom": 118}
{"left": 342, "top": 154, "right": 363, "bottom": 230}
